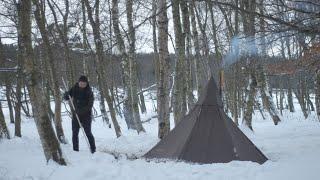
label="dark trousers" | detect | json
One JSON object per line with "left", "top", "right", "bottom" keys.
{"left": 72, "top": 118, "right": 96, "bottom": 152}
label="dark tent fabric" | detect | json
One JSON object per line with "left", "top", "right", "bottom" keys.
{"left": 143, "top": 77, "right": 268, "bottom": 164}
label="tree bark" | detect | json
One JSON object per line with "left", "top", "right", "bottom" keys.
{"left": 83, "top": 0, "right": 122, "bottom": 137}
{"left": 172, "top": 0, "right": 187, "bottom": 125}
{"left": 207, "top": 0, "right": 221, "bottom": 66}
{"left": 295, "top": 73, "right": 308, "bottom": 119}
{"left": 14, "top": 40, "right": 23, "bottom": 137}
{"left": 152, "top": 0, "right": 159, "bottom": 86}
{"left": 257, "top": 65, "right": 281, "bottom": 125}
{"left": 157, "top": 0, "right": 171, "bottom": 139}
{"left": 111, "top": 0, "right": 144, "bottom": 133}
{"left": 190, "top": 2, "right": 204, "bottom": 97}
{"left": 0, "top": 38, "right": 15, "bottom": 124}
{"left": 316, "top": 70, "right": 320, "bottom": 121}
{"left": 18, "top": 0, "right": 66, "bottom": 165}
{"left": 47, "top": 0, "right": 75, "bottom": 87}
{"left": 242, "top": 0, "right": 257, "bottom": 130}
{"left": 287, "top": 76, "right": 295, "bottom": 112}
{"left": 33, "top": 0, "right": 66, "bottom": 144}
{"left": 181, "top": 1, "right": 195, "bottom": 109}
{"left": 243, "top": 71, "right": 257, "bottom": 130}
{"left": 5, "top": 81, "right": 15, "bottom": 124}
{"left": 0, "top": 38, "right": 11, "bottom": 139}
{"left": 0, "top": 102, "right": 10, "bottom": 139}
{"left": 126, "top": 0, "right": 145, "bottom": 133}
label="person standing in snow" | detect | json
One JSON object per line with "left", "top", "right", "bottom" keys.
{"left": 64, "top": 75, "right": 96, "bottom": 153}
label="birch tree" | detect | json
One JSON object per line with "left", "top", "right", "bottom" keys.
{"left": 157, "top": 0, "right": 171, "bottom": 138}
{"left": 14, "top": 29, "right": 23, "bottom": 137}
{"left": 18, "top": 0, "right": 66, "bottom": 165}
{"left": 0, "top": 101, "right": 10, "bottom": 139}
{"left": 0, "top": 37, "right": 10, "bottom": 139}
{"left": 47, "top": 0, "right": 75, "bottom": 87}
{"left": 126, "top": 0, "right": 145, "bottom": 132}
{"left": 190, "top": 2, "right": 205, "bottom": 96}
{"left": 32, "top": 0, "right": 66, "bottom": 144}
{"left": 172, "top": 0, "right": 187, "bottom": 125}
{"left": 111, "top": 0, "right": 144, "bottom": 133}
{"left": 257, "top": 65, "right": 281, "bottom": 125}
{"left": 240, "top": 0, "right": 258, "bottom": 130}
{"left": 181, "top": 1, "right": 195, "bottom": 109}
{"left": 83, "top": 0, "right": 122, "bottom": 137}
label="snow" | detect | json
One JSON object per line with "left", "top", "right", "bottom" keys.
{"left": 1, "top": 92, "right": 320, "bottom": 180}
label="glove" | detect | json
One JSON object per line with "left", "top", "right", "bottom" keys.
{"left": 63, "top": 92, "right": 70, "bottom": 100}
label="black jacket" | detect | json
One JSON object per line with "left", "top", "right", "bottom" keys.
{"left": 64, "top": 83, "right": 94, "bottom": 121}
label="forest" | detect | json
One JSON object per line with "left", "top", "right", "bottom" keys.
{"left": 0, "top": 0, "right": 319, "bottom": 179}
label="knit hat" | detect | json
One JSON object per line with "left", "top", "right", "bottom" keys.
{"left": 79, "top": 75, "right": 88, "bottom": 82}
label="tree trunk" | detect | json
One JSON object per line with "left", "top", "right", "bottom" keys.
{"left": 172, "top": 0, "right": 187, "bottom": 125}
{"left": 98, "top": 87, "right": 111, "bottom": 128}
{"left": 305, "top": 77, "right": 314, "bottom": 112}
{"left": 112, "top": 0, "right": 134, "bottom": 130}
{"left": 287, "top": 76, "right": 295, "bottom": 112}
{"left": 0, "top": 38, "right": 11, "bottom": 139}
{"left": 18, "top": 0, "right": 66, "bottom": 165}
{"left": 257, "top": 65, "right": 281, "bottom": 125}
{"left": 83, "top": 0, "right": 122, "bottom": 137}
{"left": 243, "top": 71, "right": 257, "bottom": 130}
{"left": 0, "top": 102, "right": 10, "bottom": 139}
{"left": 242, "top": 0, "right": 257, "bottom": 130}
{"left": 14, "top": 21, "right": 23, "bottom": 137}
{"left": 157, "top": 0, "right": 171, "bottom": 139}
{"left": 81, "top": 0, "right": 89, "bottom": 75}
{"left": 181, "top": 1, "right": 195, "bottom": 109}
{"left": 22, "top": 86, "right": 31, "bottom": 117}
{"left": 233, "top": 66, "right": 239, "bottom": 125}
{"left": 316, "top": 70, "right": 320, "bottom": 121}
{"left": 295, "top": 73, "right": 308, "bottom": 119}
{"left": 190, "top": 2, "right": 204, "bottom": 97}
{"left": 126, "top": 0, "right": 145, "bottom": 133}
{"left": 258, "top": 0, "right": 267, "bottom": 56}
{"left": 208, "top": 0, "right": 221, "bottom": 66}
{"left": 5, "top": 81, "right": 15, "bottom": 124}
{"left": 111, "top": 0, "right": 144, "bottom": 133}
{"left": 33, "top": 0, "right": 66, "bottom": 144}
{"left": 152, "top": 0, "right": 159, "bottom": 85}
{"left": 14, "top": 57, "right": 23, "bottom": 137}
{"left": 139, "top": 93, "right": 147, "bottom": 114}
{"left": 47, "top": 0, "right": 75, "bottom": 87}
{"left": 194, "top": 2, "right": 211, "bottom": 82}
{"left": 0, "top": 38, "right": 15, "bottom": 124}
{"left": 279, "top": 79, "right": 284, "bottom": 115}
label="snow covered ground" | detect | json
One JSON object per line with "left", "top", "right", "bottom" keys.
{"left": 1, "top": 93, "right": 320, "bottom": 180}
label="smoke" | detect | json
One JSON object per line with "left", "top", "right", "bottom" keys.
{"left": 223, "top": 35, "right": 258, "bottom": 67}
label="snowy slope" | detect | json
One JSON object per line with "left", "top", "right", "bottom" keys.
{"left": 1, "top": 93, "right": 320, "bottom": 180}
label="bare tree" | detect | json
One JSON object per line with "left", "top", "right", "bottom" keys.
{"left": 83, "top": 0, "right": 122, "bottom": 137}
{"left": 111, "top": 0, "right": 145, "bottom": 133}
{"left": 32, "top": 0, "right": 66, "bottom": 144}
{"left": 257, "top": 65, "right": 281, "bottom": 125}
{"left": 126, "top": 0, "right": 145, "bottom": 132}
{"left": 0, "top": 101, "right": 10, "bottom": 139}
{"left": 190, "top": 2, "right": 205, "bottom": 96}
{"left": 0, "top": 37, "right": 11, "bottom": 139}
{"left": 47, "top": 0, "right": 75, "bottom": 86}
{"left": 181, "top": 1, "right": 195, "bottom": 109}
{"left": 157, "top": 0, "right": 171, "bottom": 139}
{"left": 17, "top": 0, "right": 66, "bottom": 165}
{"left": 172, "top": 0, "right": 187, "bottom": 125}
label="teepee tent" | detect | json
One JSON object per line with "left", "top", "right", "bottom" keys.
{"left": 144, "top": 77, "right": 268, "bottom": 164}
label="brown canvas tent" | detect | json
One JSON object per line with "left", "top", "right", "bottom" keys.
{"left": 144, "top": 77, "right": 268, "bottom": 164}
